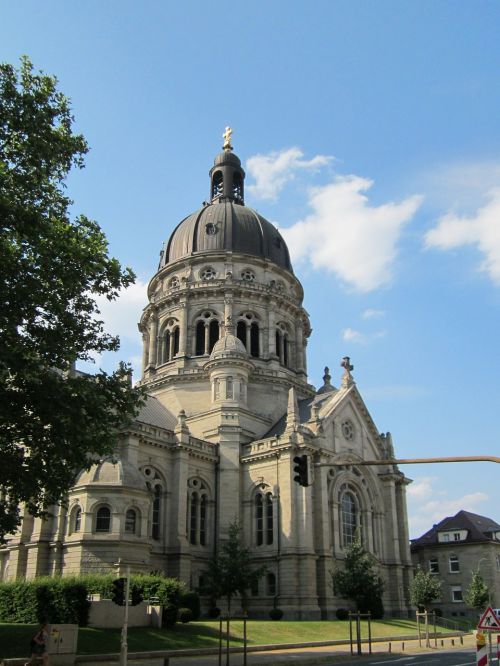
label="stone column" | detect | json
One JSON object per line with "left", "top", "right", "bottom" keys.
{"left": 268, "top": 309, "right": 276, "bottom": 357}
{"left": 148, "top": 314, "right": 158, "bottom": 367}
{"left": 295, "top": 323, "right": 304, "bottom": 372}
{"left": 178, "top": 301, "right": 187, "bottom": 355}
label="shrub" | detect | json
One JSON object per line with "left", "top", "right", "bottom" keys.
{"left": 162, "top": 604, "right": 178, "bottom": 627}
{"left": 179, "top": 590, "right": 200, "bottom": 620}
{"left": 208, "top": 606, "right": 221, "bottom": 618}
{"left": 178, "top": 607, "right": 193, "bottom": 623}
{"left": 269, "top": 607, "right": 283, "bottom": 620}
{"left": 336, "top": 608, "right": 349, "bottom": 620}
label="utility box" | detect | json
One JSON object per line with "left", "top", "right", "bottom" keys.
{"left": 47, "top": 624, "right": 78, "bottom": 666}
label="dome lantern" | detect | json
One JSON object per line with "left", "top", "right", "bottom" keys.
{"left": 210, "top": 127, "right": 245, "bottom": 205}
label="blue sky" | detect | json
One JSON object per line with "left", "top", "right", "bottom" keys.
{"left": 2, "top": 0, "right": 499, "bottom": 538}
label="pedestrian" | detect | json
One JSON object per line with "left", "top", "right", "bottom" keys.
{"left": 25, "top": 622, "right": 50, "bottom": 666}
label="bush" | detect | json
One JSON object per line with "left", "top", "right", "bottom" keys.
{"left": 336, "top": 608, "right": 349, "bottom": 620}
{"left": 162, "top": 604, "right": 178, "bottom": 627}
{"left": 0, "top": 578, "right": 90, "bottom": 625}
{"left": 269, "top": 607, "right": 283, "bottom": 620}
{"left": 179, "top": 590, "right": 200, "bottom": 620}
{"left": 178, "top": 607, "right": 193, "bottom": 623}
{"left": 208, "top": 605, "right": 221, "bottom": 618}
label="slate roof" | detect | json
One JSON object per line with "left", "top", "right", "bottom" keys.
{"left": 264, "top": 389, "right": 336, "bottom": 438}
{"left": 135, "top": 394, "right": 177, "bottom": 431}
{"left": 411, "top": 510, "right": 500, "bottom": 550}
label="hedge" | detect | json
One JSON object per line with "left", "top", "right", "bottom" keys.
{"left": 0, "top": 574, "right": 197, "bottom": 626}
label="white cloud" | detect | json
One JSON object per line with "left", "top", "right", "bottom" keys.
{"left": 342, "top": 327, "right": 366, "bottom": 344}
{"left": 425, "top": 187, "right": 500, "bottom": 284}
{"left": 246, "top": 147, "right": 332, "bottom": 201}
{"left": 282, "top": 175, "right": 423, "bottom": 292}
{"left": 341, "top": 327, "right": 386, "bottom": 344}
{"left": 407, "top": 476, "right": 489, "bottom": 538}
{"left": 93, "top": 279, "right": 147, "bottom": 342}
{"left": 362, "top": 308, "right": 386, "bottom": 319}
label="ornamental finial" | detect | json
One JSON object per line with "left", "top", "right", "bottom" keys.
{"left": 222, "top": 126, "right": 233, "bottom": 151}
{"left": 341, "top": 356, "right": 354, "bottom": 388}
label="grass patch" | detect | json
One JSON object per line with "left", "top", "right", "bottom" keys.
{"left": 0, "top": 619, "right": 421, "bottom": 658}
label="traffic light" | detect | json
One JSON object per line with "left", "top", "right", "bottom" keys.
{"left": 293, "top": 454, "right": 310, "bottom": 487}
{"left": 111, "top": 577, "right": 126, "bottom": 606}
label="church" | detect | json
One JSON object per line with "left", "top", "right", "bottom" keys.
{"left": 1, "top": 131, "right": 413, "bottom": 619}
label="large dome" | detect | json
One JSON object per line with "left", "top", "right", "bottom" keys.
{"left": 160, "top": 200, "right": 293, "bottom": 272}
{"left": 159, "top": 143, "right": 293, "bottom": 273}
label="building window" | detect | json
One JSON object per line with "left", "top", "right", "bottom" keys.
{"left": 449, "top": 555, "right": 460, "bottom": 573}
{"left": 255, "top": 492, "right": 273, "bottom": 546}
{"left": 194, "top": 312, "right": 220, "bottom": 355}
{"left": 453, "top": 532, "right": 461, "bottom": 541}
{"left": 339, "top": 485, "right": 361, "bottom": 548}
{"left": 70, "top": 506, "right": 82, "bottom": 534}
{"left": 152, "top": 484, "right": 162, "bottom": 540}
{"left": 341, "top": 420, "right": 355, "bottom": 441}
{"left": 95, "top": 507, "right": 111, "bottom": 533}
{"left": 443, "top": 534, "right": 450, "bottom": 542}
{"left": 429, "top": 558, "right": 439, "bottom": 574}
{"left": 163, "top": 325, "right": 180, "bottom": 363}
{"left": 200, "top": 266, "right": 217, "bottom": 281}
{"left": 241, "top": 269, "right": 255, "bottom": 282}
{"left": 275, "top": 325, "right": 290, "bottom": 367}
{"left": 187, "top": 478, "right": 209, "bottom": 547}
{"left": 226, "top": 376, "right": 233, "bottom": 399}
{"left": 266, "top": 573, "right": 276, "bottom": 596}
{"left": 125, "top": 509, "right": 137, "bottom": 534}
{"left": 451, "top": 586, "right": 463, "bottom": 602}
{"left": 496, "top": 554, "right": 500, "bottom": 572}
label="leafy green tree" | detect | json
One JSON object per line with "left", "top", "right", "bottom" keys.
{"left": 0, "top": 57, "right": 143, "bottom": 540}
{"left": 202, "top": 521, "right": 266, "bottom": 616}
{"left": 465, "top": 570, "right": 489, "bottom": 611}
{"left": 331, "top": 538, "right": 384, "bottom": 618}
{"left": 409, "top": 566, "right": 442, "bottom": 610}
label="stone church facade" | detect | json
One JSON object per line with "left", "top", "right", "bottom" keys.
{"left": 0, "top": 135, "right": 413, "bottom": 618}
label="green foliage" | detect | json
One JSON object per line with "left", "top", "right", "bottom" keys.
{"left": 0, "top": 574, "right": 188, "bottom": 626}
{"left": 0, "top": 56, "right": 144, "bottom": 540}
{"left": 202, "top": 521, "right": 266, "bottom": 615}
{"left": 0, "top": 577, "right": 90, "bottom": 625}
{"left": 179, "top": 590, "right": 201, "bottom": 620}
{"left": 465, "top": 570, "right": 489, "bottom": 610}
{"left": 178, "top": 607, "right": 193, "bottom": 623}
{"left": 162, "top": 605, "right": 178, "bottom": 627}
{"left": 409, "top": 566, "right": 442, "bottom": 610}
{"left": 331, "top": 539, "right": 384, "bottom": 617}
{"left": 336, "top": 608, "right": 349, "bottom": 620}
{"left": 269, "top": 607, "right": 283, "bottom": 620}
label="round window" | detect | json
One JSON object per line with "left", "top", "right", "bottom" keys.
{"left": 341, "top": 420, "right": 355, "bottom": 441}
{"left": 200, "top": 267, "right": 216, "bottom": 281}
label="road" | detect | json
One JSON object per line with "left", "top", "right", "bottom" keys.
{"left": 353, "top": 648, "right": 497, "bottom": 665}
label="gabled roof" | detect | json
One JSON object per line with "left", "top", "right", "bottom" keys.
{"left": 264, "top": 390, "right": 334, "bottom": 438}
{"left": 411, "top": 510, "right": 500, "bottom": 549}
{"left": 135, "top": 394, "right": 177, "bottom": 431}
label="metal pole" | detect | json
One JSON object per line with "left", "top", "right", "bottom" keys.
{"left": 357, "top": 612, "right": 362, "bottom": 656}
{"left": 349, "top": 613, "right": 353, "bottom": 656}
{"left": 226, "top": 614, "right": 230, "bottom": 666}
{"left": 119, "top": 566, "right": 130, "bottom": 666}
{"left": 218, "top": 615, "right": 222, "bottom": 666}
{"left": 243, "top": 615, "right": 247, "bottom": 666}
{"left": 368, "top": 612, "right": 372, "bottom": 654}
{"left": 433, "top": 611, "right": 437, "bottom": 648}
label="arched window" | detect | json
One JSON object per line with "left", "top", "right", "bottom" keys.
{"left": 266, "top": 572, "right": 276, "bottom": 596}
{"left": 187, "top": 478, "right": 209, "bottom": 547}
{"left": 95, "top": 507, "right": 111, "bottom": 533}
{"left": 74, "top": 507, "right": 81, "bottom": 533}
{"left": 209, "top": 320, "right": 219, "bottom": 353}
{"left": 226, "top": 376, "right": 233, "bottom": 399}
{"left": 195, "top": 321, "right": 205, "bottom": 356}
{"left": 250, "top": 322, "right": 259, "bottom": 357}
{"left": 339, "top": 486, "right": 360, "bottom": 547}
{"left": 236, "top": 314, "right": 260, "bottom": 358}
{"left": 212, "top": 170, "right": 223, "bottom": 199}
{"left": 275, "top": 324, "right": 290, "bottom": 367}
{"left": 232, "top": 172, "right": 243, "bottom": 202}
{"left": 237, "top": 320, "right": 246, "bottom": 347}
{"left": 125, "top": 509, "right": 137, "bottom": 534}
{"left": 152, "top": 484, "right": 162, "bottom": 540}
{"left": 255, "top": 491, "right": 273, "bottom": 546}
{"left": 194, "top": 312, "right": 220, "bottom": 356}
{"left": 162, "top": 321, "right": 180, "bottom": 363}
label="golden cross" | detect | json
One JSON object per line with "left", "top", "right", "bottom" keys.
{"left": 222, "top": 126, "right": 233, "bottom": 151}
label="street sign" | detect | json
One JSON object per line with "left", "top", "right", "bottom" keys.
{"left": 478, "top": 606, "right": 500, "bottom": 631}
